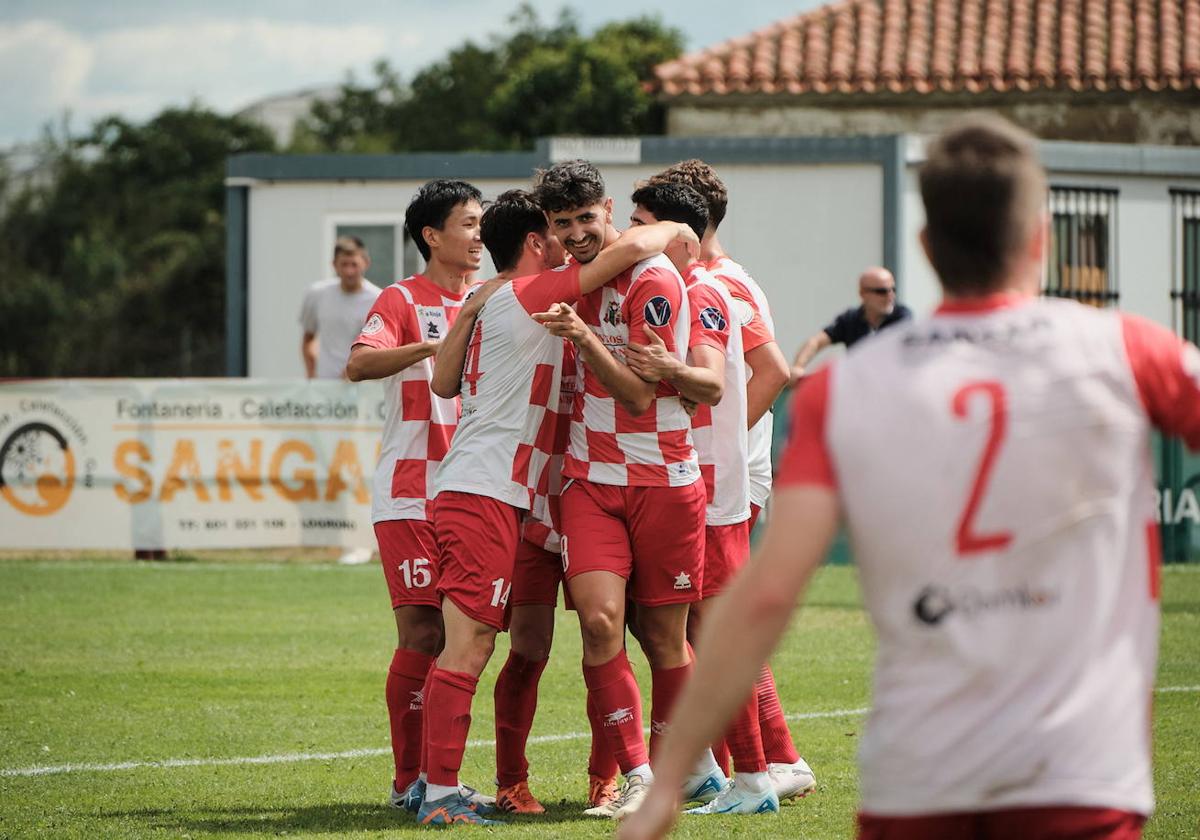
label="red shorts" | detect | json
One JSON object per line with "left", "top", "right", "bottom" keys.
{"left": 857, "top": 806, "right": 1144, "bottom": 840}
{"left": 511, "top": 540, "right": 563, "bottom": 608}
{"left": 433, "top": 491, "right": 521, "bottom": 631}
{"left": 375, "top": 519, "right": 441, "bottom": 610}
{"left": 701, "top": 521, "right": 750, "bottom": 597}
{"left": 559, "top": 479, "right": 705, "bottom": 606}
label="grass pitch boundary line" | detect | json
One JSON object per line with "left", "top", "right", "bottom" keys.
{"left": 0, "top": 706, "right": 871, "bottom": 779}
{"left": 5, "top": 688, "right": 1198, "bottom": 779}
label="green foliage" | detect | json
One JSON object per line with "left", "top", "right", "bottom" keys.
{"left": 0, "top": 107, "right": 274, "bottom": 376}
{"left": 292, "top": 4, "right": 683, "bottom": 153}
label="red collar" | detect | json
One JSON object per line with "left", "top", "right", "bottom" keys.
{"left": 935, "top": 292, "right": 1032, "bottom": 315}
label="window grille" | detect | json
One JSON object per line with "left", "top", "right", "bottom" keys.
{"left": 1045, "top": 187, "right": 1119, "bottom": 307}
{"left": 1171, "top": 189, "right": 1200, "bottom": 343}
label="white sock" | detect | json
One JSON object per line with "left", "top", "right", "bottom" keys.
{"left": 690, "top": 748, "right": 721, "bottom": 778}
{"left": 426, "top": 782, "right": 458, "bottom": 802}
{"left": 626, "top": 763, "right": 653, "bottom": 782}
{"left": 735, "top": 771, "right": 771, "bottom": 793}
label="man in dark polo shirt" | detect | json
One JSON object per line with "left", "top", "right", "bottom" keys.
{"left": 788, "top": 267, "right": 910, "bottom": 383}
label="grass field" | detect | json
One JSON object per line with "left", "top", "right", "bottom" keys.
{"left": 0, "top": 556, "right": 1197, "bottom": 839}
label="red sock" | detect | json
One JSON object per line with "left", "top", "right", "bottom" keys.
{"left": 424, "top": 668, "right": 479, "bottom": 788}
{"left": 582, "top": 651, "right": 647, "bottom": 774}
{"left": 726, "top": 693, "right": 767, "bottom": 773}
{"left": 712, "top": 739, "right": 731, "bottom": 777}
{"left": 494, "top": 652, "right": 548, "bottom": 788}
{"left": 586, "top": 691, "right": 620, "bottom": 779}
{"left": 649, "top": 660, "right": 692, "bottom": 759}
{"left": 386, "top": 648, "right": 434, "bottom": 790}
{"left": 757, "top": 666, "right": 800, "bottom": 764}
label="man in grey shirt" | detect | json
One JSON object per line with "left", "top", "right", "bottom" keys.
{"left": 301, "top": 236, "right": 383, "bottom": 379}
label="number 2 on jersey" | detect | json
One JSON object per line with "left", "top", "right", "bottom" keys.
{"left": 952, "top": 381, "right": 1014, "bottom": 556}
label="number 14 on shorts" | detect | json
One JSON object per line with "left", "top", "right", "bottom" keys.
{"left": 491, "top": 578, "right": 511, "bottom": 608}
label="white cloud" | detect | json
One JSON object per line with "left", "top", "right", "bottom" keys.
{"left": 0, "top": 20, "right": 94, "bottom": 141}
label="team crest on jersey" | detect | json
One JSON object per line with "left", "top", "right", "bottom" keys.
{"left": 644, "top": 296, "right": 672, "bottom": 327}
{"left": 426, "top": 321, "right": 441, "bottom": 339}
{"left": 699, "top": 306, "right": 727, "bottom": 331}
{"left": 603, "top": 301, "right": 622, "bottom": 327}
{"left": 732, "top": 298, "right": 755, "bottom": 327}
{"left": 361, "top": 313, "right": 385, "bottom": 336}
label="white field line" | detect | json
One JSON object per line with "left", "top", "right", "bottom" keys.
{"left": 5, "top": 688, "right": 1198, "bottom": 780}
{"left": 0, "top": 706, "right": 869, "bottom": 779}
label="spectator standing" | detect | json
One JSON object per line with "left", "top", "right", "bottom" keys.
{"left": 301, "top": 236, "right": 383, "bottom": 380}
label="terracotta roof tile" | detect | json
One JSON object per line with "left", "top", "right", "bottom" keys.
{"left": 654, "top": 0, "right": 1200, "bottom": 97}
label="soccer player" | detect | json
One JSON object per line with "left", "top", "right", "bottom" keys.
{"left": 343, "top": 179, "right": 493, "bottom": 817}
{"left": 645, "top": 160, "right": 813, "bottom": 802}
{"left": 620, "top": 115, "right": 1200, "bottom": 840}
{"left": 531, "top": 162, "right": 727, "bottom": 819}
{"left": 623, "top": 180, "right": 778, "bottom": 816}
{"left": 416, "top": 189, "right": 702, "bottom": 825}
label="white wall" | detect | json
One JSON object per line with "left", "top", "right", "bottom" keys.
{"left": 246, "top": 163, "right": 885, "bottom": 377}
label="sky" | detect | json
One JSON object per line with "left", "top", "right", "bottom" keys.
{"left": 0, "top": 0, "right": 821, "bottom": 148}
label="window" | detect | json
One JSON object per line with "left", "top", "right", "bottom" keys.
{"left": 325, "top": 215, "right": 406, "bottom": 287}
{"left": 1045, "top": 187, "right": 1119, "bottom": 307}
{"left": 1171, "top": 189, "right": 1200, "bottom": 343}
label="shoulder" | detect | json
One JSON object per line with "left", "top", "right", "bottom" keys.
{"left": 304, "top": 278, "right": 339, "bottom": 298}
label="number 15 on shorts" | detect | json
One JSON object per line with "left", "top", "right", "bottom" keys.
{"left": 398, "top": 557, "right": 432, "bottom": 589}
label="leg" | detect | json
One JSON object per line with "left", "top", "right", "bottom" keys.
{"left": 494, "top": 603, "right": 553, "bottom": 790}
{"left": 376, "top": 519, "right": 443, "bottom": 797}
{"left": 635, "top": 601, "right": 692, "bottom": 758}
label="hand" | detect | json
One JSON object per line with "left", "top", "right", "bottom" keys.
{"left": 615, "top": 783, "right": 679, "bottom": 840}
{"left": 533, "top": 302, "right": 591, "bottom": 344}
{"left": 463, "top": 276, "right": 509, "bottom": 317}
{"left": 788, "top": 365, "right": 806, "bottom": 386}
{"left": 674, "top": 223, "right": 701, "bottom": 261}
{"left": 626, "top": 323, "right": 680, "bottom": 383}
{"left": 680, "top": 397, "right": 698, "bottom": 417}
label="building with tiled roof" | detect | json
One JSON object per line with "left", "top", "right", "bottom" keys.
{"left": 653, "top": 0, "right": 1200, "bottom": 144}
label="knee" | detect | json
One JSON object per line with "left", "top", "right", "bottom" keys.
{"left": 636, "top": 619, "right": 687, "bottom": 667}
{"left": 510, "top": 624, "right": 553, "bottom": 663}
{"left": 578, "top": 604, "right": 623, "bottom": 652}
{"left": 397, "top": 616, "right": 443, "bottom": 656}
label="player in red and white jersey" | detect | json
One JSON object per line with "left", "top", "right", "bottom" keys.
{"left": 344, "top": 179, "right": 495, "bottom": 819}
{"left": 622, "top": 117, "right": 1200, "bottom": 840}
{"left": 645, "top": 160, "right": 811, "bottom": 801}
{"left": 412, "top": 189, "right": 699, "bottom": 823}
{"left": 531, "top": 163, "right": 729, "bottom": 818}
{"left": 624, "top": 188, "right": 783, "bottom": 817}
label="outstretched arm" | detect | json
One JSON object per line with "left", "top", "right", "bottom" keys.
{"left": 789, "top": 331, "right": 832, "bottom": 384}
{"left": 345, "top": 342, "right": 437, "bottom": 382}
{"left": 616, "top": 485, "right": 840, "bottom": 840}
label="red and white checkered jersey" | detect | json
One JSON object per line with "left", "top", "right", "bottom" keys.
{"left": 354, "top": 275, "right": 464, "bottom": 523}
{"left": 434, "top": 264, "right": 583, "bottom": 514}
{"left": 778, "top": 294, "right": 1200, "bottom": 818}
{"left": 705, "top": 256, "right": 777, "bottom": 507}
{"left": 521, "top": 340, "right": 578, "bottom": 554}
{"left": 564, "top": 253, "right": 699, "bottom": 487}
{"left": 686, "top": 265, "right": 750, "bottom": 526}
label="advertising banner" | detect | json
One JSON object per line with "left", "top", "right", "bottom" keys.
{"left": 0, "top": 379, "right": 385, "bottom": 550}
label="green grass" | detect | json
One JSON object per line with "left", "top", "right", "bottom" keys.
{"left": 0, "top": 559, "right": 1197, "bottom": 839}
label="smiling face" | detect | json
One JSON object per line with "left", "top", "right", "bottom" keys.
{"left": 544, "top": 199, "right": 612, "bottom": 264}
{"left": 426, "top": 199, "right": 483, "bottom": 273}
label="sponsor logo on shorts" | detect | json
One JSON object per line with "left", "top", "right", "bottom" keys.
{"left": 913, "top": 583, "right": 1059, "bottom": 626}
{"left": 673, "top": 572, "right": 692, "bottom": 590}
{"left": 604, "top": 707, "right": 635, "bottom": 726}
{"left": 644, "top": 296, "right": 672, "bottom": 327}
{"left": 360, "top": 313, "right": 385, "bottom": 336}
{"left": 699, "top": 306, "right": 727, "bottom": 332}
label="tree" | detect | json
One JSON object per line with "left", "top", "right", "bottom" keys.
{"left": 292, "top": 5, "right": 683, "bottom": 153}
{"left": 0, "top": 107, "right": 274, "bottom": 376}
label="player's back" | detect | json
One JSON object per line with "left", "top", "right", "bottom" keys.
{"left": 824, "top": 295, "right": 1169, "bottom": 817}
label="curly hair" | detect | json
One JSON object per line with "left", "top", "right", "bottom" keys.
{"left": 532, "top": 160, "right": 606, "bottom": 213}
{"left": 647, "top": 159, "right": 727, "bottom": 229}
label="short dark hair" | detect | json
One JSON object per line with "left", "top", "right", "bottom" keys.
{"left": 629, "top": 181, "right": 709, "bottom": 241}
{"left": 919, "top": 115, "right": 1046, "bottom": 295}
{"left": 404, "top": 179, "right": 483, "bottom": 261}
{"left": 532, "top": 160, "right": 606, "bottom": 213}
{"left": 647, "top": 159, "right": 728, "bottom": 229}
{"left": 333, "top": 235, "right": 367, "bottom": 259}
{"left": 481, "top": 189, "right": 548, "bottom": 273}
